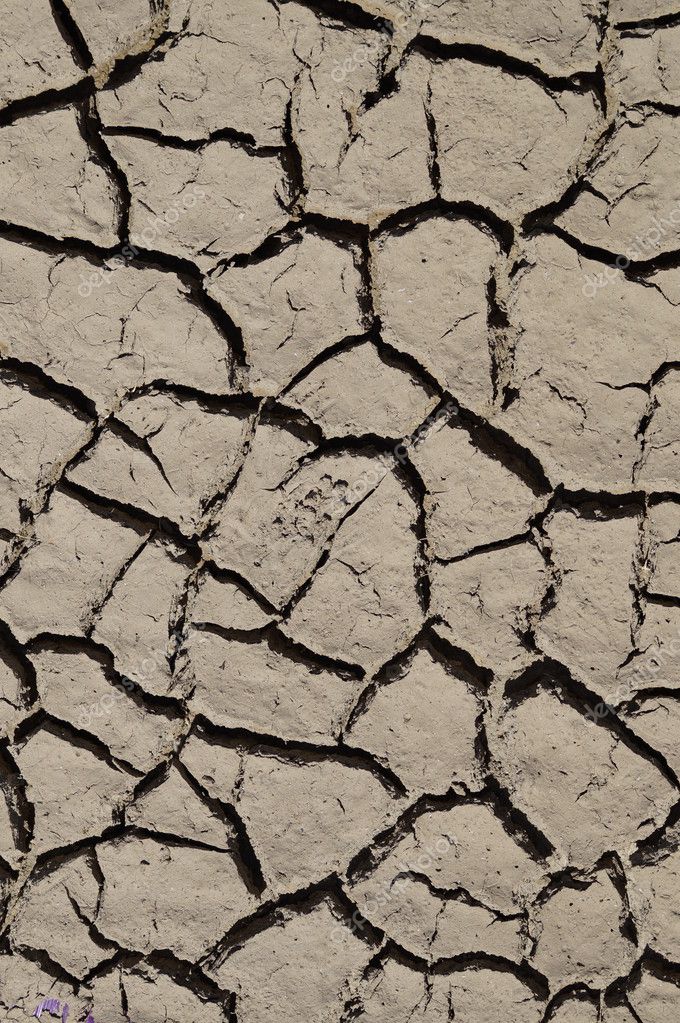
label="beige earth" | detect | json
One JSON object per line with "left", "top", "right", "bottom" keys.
{"left": 0, "top": 1, "right": 679, "bottom": 1022}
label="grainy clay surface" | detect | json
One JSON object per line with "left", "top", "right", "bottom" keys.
{"left": 1, "top": 1, "right": 680, "bottom": 1022}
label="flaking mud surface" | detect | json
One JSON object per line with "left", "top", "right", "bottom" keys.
{"left": 0, "top": 1, "right": 680, "bottom": 1021}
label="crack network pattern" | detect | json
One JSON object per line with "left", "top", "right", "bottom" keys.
{"left": 0, "top": 1, "right": 680, "bottom": 1021}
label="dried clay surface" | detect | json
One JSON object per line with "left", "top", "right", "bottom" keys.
{"left": 1, "top": 2, "right": 680, "bottom": 1022}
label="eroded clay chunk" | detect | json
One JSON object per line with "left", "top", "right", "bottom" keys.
{"left": 637, "top": 371, "right": 680, "bottom": 489}
{"left": 546, "top": 994, "right": 600, "bottom": 1022}
{"left": 489, "top": 687, "right": 676, "bottom": 867}
{"left": 125, "top": 765, "right": 235, "bottom": 850}
{"left": 0, "top": 107, "right": 120, "bottom": 245}
{"left": 431, "top": 61, "right": 599, "bottom": 223}
{"left": 207, "top": 231, "right": 365, "bottom": 396}
{"left": 0, "top": 239, "right": 234, "bottom": 413}
{"left": 0, "top": 0, "right": 81, "bottom": 109}
{"left": 349, "top": 857, "right": 526, "bottom": 962}
{"left": 188, "top": 569, "right": 274, "bottom": 633}
{"left": 616, "top": 603, "right": 680, "bottom": 697}
{"left": 234, "top": 751, "right": 404, "bottom": 894}
{"left": 12, "top": 855, "right": 114, "bottom": 977}
{"left": 65, "top": 0, "right": 167, "bottom": 85}
{"left": 630, "top": 845, "right": 680, "bottom": 961}
{"left": 371, "top": 216, "right": 498, "bottom": 410}
{"left": 345, "top": 646, "right": 484, "bottom": 796}
{"left": 430, "top": 968, "right": 546, "bottom": 1023}
{"left": 534, "top": 510, "right": 639, "bottom": 701}
{"left": 203, "top": 422, "right": 378, "bottom": 609}
{"left": 531, "top": 870, "right": 637, "bottom": 991}
{"left": 611, "top": 24, "right": 680, "bottom": 108}
{"left": 97, "top": 834, "right": 257, "bottom": 960}
{"left": 0, "top": 491, "right": 146, "bottom": 643}
{"left": 496, "top": 234, "right": 680, "bottom": 491}
{"left": 350, "top": 958, "right": 433, "bottom": 1023}
{"left": 14, "top": 728, "right": 135, "bottom": 854}
{"left": 184, "top": 630, "right": 362, "bottom": 744}
{"left": 116, "top": 965, "right": 229, "bottom": 1023}
{"left": 296, "top": 52, "right": 435, "bottom": 225}
{"left": 83, "top": 968, "right": 128, "bottom": 1023}
{"left": 105, "top": 133, "right": 289, "bottom": 270}
{"left": 30, "top": 645, "right": 181, "bottom": 773}
{"left": 209, "top": 900, "right": 373, "bottom": 1023}
{"left": 92, "top": 538, "right": 191, "bottom": 698}
{"left": 430, "top": 541, "right": 547, "bottom": 678}
{"left": 179, "top": 734, "right": 243, "bottom": 802}
{"left": 419, "top": 0, "right": 602, "bottom": 76}
{"left": 0, "top": 952, "right": 76, "bottom": 1021}
{"left": 646, "top": 501, "right": 680, "bottom": 598}
{"left": 96, "top": 0, "right": 320, "bottom": 144}
{"left": 411, "top": 420, "right": 539, "bottom": 560}
{"left": 628, "top": 967, "right": 680, "bottom": 1023}
{"left": 0, "top": 650, "right": 23, "bottom": 741}
{"left": 382, "top": 802, "right": 546, "bottom": 914}
{"left": 621, "top": 695, "right": 680, "bottom": 778}
{"left": 284, "top": 472, "right": 424, "bottom": 674}
{"left": 556, "top": 112, "right": 680, "bottom": 257}
{"left": 283, "top": 342, "right": 438, "bottom": 441}
{"left": 69, "top": 393, "right": 250, "bottom": 534}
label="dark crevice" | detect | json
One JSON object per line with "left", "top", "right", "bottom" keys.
{"left": 0, "top": 359, "right": 97, "bottom": 421}
{"left": 203, "top": 878, "right": 383, "bottom": 974}
{"left": 393, "top": 453, "right": 431, "bottom": 613}
{"left": 451, "top": 412, "right": 552, "bottom": 497}
{"left": 277, "top": 329, "right": 374, "bottom": 399}
{"left": 283, "top": 0, "right": 389, "bottom": 33}
{"left": 616, "top": 9, "right": 680, "bottom": 30}
{"left": 486, "top": 273, "right": 511, "bottom": 404}
{"left": 14, "top": 711, "right": 143, "bottom": 779}
{"left": 191, "top": 620, "right": 364, "bottom": 681}
{"left": 344, "top": 788, "right": 468, "bottom": 883}
{"left": 25, "top": 633, "right": 186, "bottom": 717}
{"left": 210, "top": 223, "right": 303, "bottom": 273}
{"left": 50, "top": 0, "right": 94, "bottom": 70}
{"left": 196, "top": 563, "right": 279, "bottom": 618}
{"left": 61, "top": 476, "right": 200, "bottom": 551}
{"left": 0, "top": 741, "right": 34, "bottom": 855}
{"left": 371, "top": 196, "right": 514, "bottom": 253}
{"left": 101, "top": 25, "right": 181, "bottom": 92}
{"left": 79, "top": 97, "right": 132, "bottom": 241}
{"left": 410, "top": 34, "right": 602, "bottom": 95}
{"left": 555, "top": 487, "right": 646, "bottom": 516}
{"left": 361, "top": 64, "right": 400, "bottom": 114}
{"left": 0, "top": 219, "right": 122, "bottom": 263}
{"left": 434, "top": 530, "right": 534, "bottom": 567}
{"left": 280, "top": 92, "right": 306, "bottom": 215}
{"left": 539, "top": 223, "right": 680, "bottom": 276}
{"left": 132, "top": 951, "right": 233, "bottom": 1015}
{"left": 6, "top": 944, "right": 83, "bottom": 991}
{"left": 175, "top": 758, "right": 266, "bottom": 896}
{"left": 0, "top": 79, "right": 92, "bottom": 130}
{"left": 541, "top": 986, "right": 599, "bottom": 1023}
{"left": 344, "top": 620, "right": 490, "bottom": 739}
{"left": 0, "top": 620, "right": 40, "bottom": 715}
{"left": 189, "top": 282, "right": 249, "bottom": 388}
{"left": 424, "top": 82, "right": 441, "bottom": 198}
{"left": 102, "top": 123, "right": 263, "bottom": 151}
{"left": 505, "top": 657, "right": 680, "bottom": 792}
{"left": 192, "top": 714, "right": 406, "bottom": 798}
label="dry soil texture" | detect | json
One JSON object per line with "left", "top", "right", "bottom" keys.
{"left": 1, "top": 1, "right": 680, "bottom": 1022}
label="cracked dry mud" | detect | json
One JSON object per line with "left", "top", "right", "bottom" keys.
{"left": 1, "top": 2, "right": 680, "bottom": 1023}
